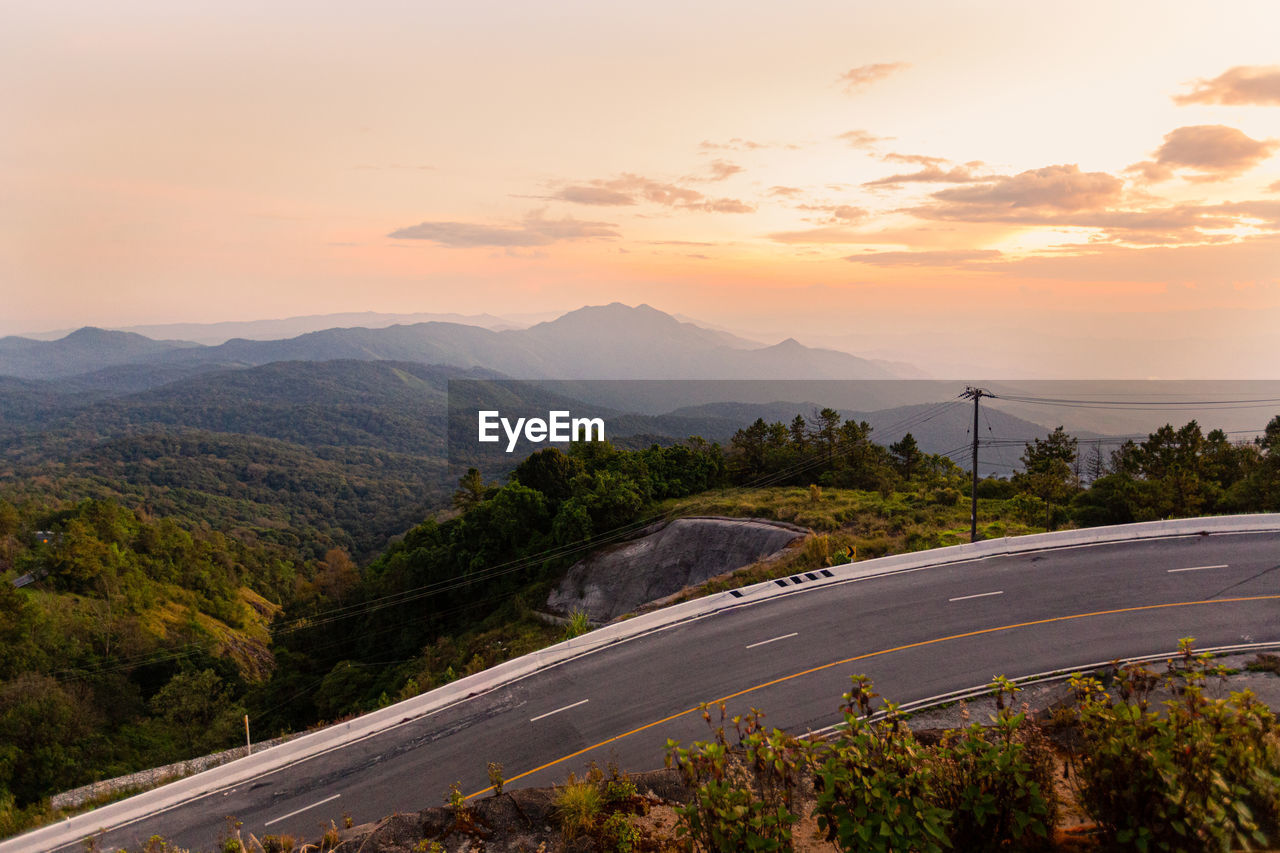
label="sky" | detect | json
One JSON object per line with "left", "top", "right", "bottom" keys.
{"left": 4, "top": 1, "right": 1280, "bottom": 377}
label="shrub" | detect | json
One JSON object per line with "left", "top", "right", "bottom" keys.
{"left": 602, "top": 765, "right": 638, "bottom": 805}
{"left": 1071, "top": 639, "right": 1280, "bottom": 851}
{"left": 601, "top": 811, "right": 640, "bottom": 853}
{"left": 667, "top": 704, "right": 804, "bottom": 852}
{"left": 1007, "top": 493, "right": 1046, "bottom": 526}
{"left": 260, "top": 835, "right": 296, "bottom": 853}
{"left": 932, "top": 677, "right": 1056, "bottom": 851}
{"left": 446, "top": 780, "right": 475, "bottom": 833}
{"left": 487, "top": 761, "right": 504, "bottom": 796}
{"left": 809, "top": 677, "right": 950, "bottom": 853}
{"left": 554, "top": 775, "right": 603, "bottom": 840}
{"left": 799, "top": 534, "right": 831, "bottom": 568}
{"left": 933, "top": 487, "right": 961, "bottom": 506}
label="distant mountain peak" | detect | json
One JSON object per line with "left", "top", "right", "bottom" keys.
{"left": 554, "top": 302, "right": 670, "bottom": 320}
{"left": 527, "top": 302, "right": 685, "bottom": 336}
{"left": 61, "top": 326, "right": 195, "bottom": 348}
{"left": 65, "top": 326, "right": 119, "bottom": 341}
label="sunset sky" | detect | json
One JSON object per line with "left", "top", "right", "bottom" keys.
{"left": 4, "top": 1, "right": 1280, "bottom": 377}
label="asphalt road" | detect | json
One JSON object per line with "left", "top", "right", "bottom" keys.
{"left": 49, "top": 531, "right": 1280, "bottom": 851}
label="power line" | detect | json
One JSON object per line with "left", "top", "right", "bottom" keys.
{"left": 992, "top": 393, "right": 1280, "bottom": 411}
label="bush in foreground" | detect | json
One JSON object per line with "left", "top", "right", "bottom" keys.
{"left": 1071, "top": 639, "right": 1280, "bottom": 852}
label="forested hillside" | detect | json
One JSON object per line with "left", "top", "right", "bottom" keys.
{"left": 0, "top": 498, "right": 306, "bottom": 829}
{"left": 0, "top": 361, "right": 469, "bottom": 559}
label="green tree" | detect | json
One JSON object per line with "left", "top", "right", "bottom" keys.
{"left": 150, "top": 668, "right": 242, "bottom": 750}
{"left": 729, "top": 418, "right": 771, "bottom": 479}
{"left": 788, "top": 414, "right": 808, "bottom": 449}
{"left": 1013, "top": 427, "right": 1078, "bottom": 527}
{"left": 451, "top": 467, "right": 489, "bottom": 510}
{"left": 0, "top": 674, "right": 97, "bottom": 805}
{"left": 512, "top": 448, "right": 581, "bottom": 505}
{"left": 810, "top": 408, "right": 843, "bottom": 466}
{"left": 0, "top": 499, "right": 18, "bottom": 539}
{"left": 889, "top": 432, "right": 924, "bottom": 480}
{"left": 0, "top": 584, "right": 47, "bottom": 680}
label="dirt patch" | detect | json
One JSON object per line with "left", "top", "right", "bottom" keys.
{"left": 316, "top": 769, "right": 687, "bottom": 853}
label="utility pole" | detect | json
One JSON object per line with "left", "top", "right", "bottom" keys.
{"left": 961, "top": 387, "right": 991, "bottom": 542}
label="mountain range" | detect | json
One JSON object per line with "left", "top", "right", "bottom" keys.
{"left": 0, "top": 304, "right": 904, "bottom": 385}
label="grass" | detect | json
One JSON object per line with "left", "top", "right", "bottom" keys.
{"left": 649, "top": 485, "right": 1050, "bottom": 603}
{"left": 656, "top": 485, "right": 1045, "bottom": 539}
{"left": 563, "top": 608, "right": 592, "bottom": 640}
{"left": 553, "top": 776, "right": 604, "bottom": 839}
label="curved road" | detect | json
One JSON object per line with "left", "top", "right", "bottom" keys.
{"left": 25, "top": 530, "right": 1280, "bottom": 851}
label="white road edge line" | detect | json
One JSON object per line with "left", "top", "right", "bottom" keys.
{"left": 264, "top": 793, "right": 341, "bottom": 827}
{"left": 745, "top": 632, "right": 799, "bottom": 649}
{"left": 949, "top": 590, "right": 1004, "bottom": 602}
{"left": 1167, "top": 564, "right": 1229, "bottom": 573}
{"left": 530, "top": 698, "right": 589, "bottom": 722}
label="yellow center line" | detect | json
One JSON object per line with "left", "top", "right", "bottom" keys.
{"left": 466, "top": 594, "right": 1280, "bottom": 798}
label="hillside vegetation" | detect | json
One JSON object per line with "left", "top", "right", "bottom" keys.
{"left": 0, "top": 498, "right": 307, "bottom": 832}
{"left": 0, "top": 360, "right": 462, "bottom": 560}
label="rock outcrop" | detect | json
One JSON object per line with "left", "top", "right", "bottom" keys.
{"left": 545, "top": 516, "right": 807, "bottom": 622}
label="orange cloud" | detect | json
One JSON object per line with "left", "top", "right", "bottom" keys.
{"left": 904, "top": 163, "right": 1280, "bottom": 244}
{"left": 1174, "top": 65, "right": 1280, "bottom": 106}
{"left": 701, "top": 159, "right": 745, "bottom": 181}
{"left": 599, "top": 174, "right": 704, "bottom": 205}
{"left": 1215, "top": 199, "right": 1280, "bottom": 228}
{"left": 549, "top": 173, "right": 754, "bottom": 213}
{"left": 844, "top": 249, "right": 1002, "bottom": 266}
{"left": 1127, "top": 125, "right": 1278, "bottom": 183}
{"left": 837, "top": 62, "right": 909, "bottom": 93}
{"left": 698, "top": 138, "right": 768, "bottom": 151}
{"left": 882, "top": 153, "right": 947, "bottom": 166}
{"left": 767, "top": 226, "right": 880, "bottom": 244}
{"left": 837, "top": 129, "right": 890, "bottom": 149}
{"left": 918, "top": 164, "right": 1124, "bottom": 218}
{"left": 794, "top": 203, "right": 868, "bottom": 224}
{"left": 701, "top": 198, "right": 756, "bottom": 213}
{"left": 388, "top": 212, "right": 618, "bottom": 247}
{"left": 864, "top": 157, "right": 987, "bottom": 188}
{"left": 552, "top": 186, "right": 636, "bottom": 206}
